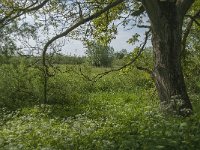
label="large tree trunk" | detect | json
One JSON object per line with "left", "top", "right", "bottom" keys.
{"left": 142, "top": 1, "right": 193, "bottom": 116}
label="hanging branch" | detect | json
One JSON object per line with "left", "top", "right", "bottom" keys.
{"left": 131, "top": 5, "right": 145, "bottom": 16}
{"left": 179, "top": 0, "right": 195, "bottom": 17}
{"left": 185, "top": 10, "right": 200, "bottom": 27}
{"left": 137, "top": 25, "right": 151, "bottom": 28}
{"left": 182, "top": 10, "right": 200, "bottom": 55}
{"left": 41, "top": 0, "right": 125, "bottom": 103}
{"left": 0, "top": 0, "right": 50, "bottom": 28}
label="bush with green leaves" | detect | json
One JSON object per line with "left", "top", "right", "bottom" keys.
{"left": 0, "top": 59, "right": 43, "bottom": 109}
{"left": 47, "top": 69, "right": 91, "bottom": 105}
{"left": 86, "top": 41, "right": 114, "bottom": 67}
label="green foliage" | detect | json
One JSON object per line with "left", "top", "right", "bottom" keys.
{"left": 1, "top": 90, "right": 200, "bottom": 149}
{"left": 86, "top": 41, "right": 114, "bottom": 67}
{"left": 0, "top": 55, "right": 200, "bottom": 149}
{"left": 95, "top": 67, "right": 153, "bottom": 92}
{"left": 52, "top": 54, "right": 86, "bottom": 65}
{"left": 182, "top": 2, "right": 200, "bottom": 93}
{"left": 90, "top": 0, "right": 125, "bottom": 45}
{"left": 47, "top": 67, "right": 91, "bottom": 105}
{"left": 127, "top": 33, "right": 140, "bottom": 45}
{"left": 133, "top": 47, "right": 153, "bottom": 67}
{"left": 0, "top": 59, "right": 43, "bottom": 109}
{"left": 114, "top": 49, "right": 127, "bottom": 60}
{"left": 183, "top": 51, "right": 200, "bottom": 93}
{"left": 0, "top": 28, "right": 16, "bottom": 57}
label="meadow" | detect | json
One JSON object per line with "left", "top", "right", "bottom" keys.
{"left": 0, "top": 57, "right": 200, "bottom": 150}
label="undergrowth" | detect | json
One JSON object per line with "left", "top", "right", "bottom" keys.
{"left": 0, "top": 62, "right": 200, "bottom": 149}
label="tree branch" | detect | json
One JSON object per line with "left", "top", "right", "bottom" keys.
{"left": 182, "top": 10, "right": 200, "bottom": 55}
{"left": 0, "top": 0, "right": 50, "bottom": 28}
{"left": 131, "top": 5, "right": 145, "bottom": 16}
{"left": 76, "top": 1, "right": 84, "bottom": 21}
{"left": 177, "top": 0, "right": 195, "bottom": 16}
{"left": 185, "top": 10, "right": 200, "bottom": 27}
{"left": 182, "top": 19, "right": 193, "bottom": 55}
{"left": 137, "top": 25, "right": 151, "bottom": 28}
{"left": 136, "top": 66, "right": 153, "bottom": 75}
{"left": 27, "top": 0, "right": 50, "bottom": 11}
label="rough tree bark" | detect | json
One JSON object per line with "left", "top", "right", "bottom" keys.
{"left": 142, "top": 0, "right": 194, "bottom": 116}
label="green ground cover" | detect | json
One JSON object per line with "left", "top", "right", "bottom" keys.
{"left": 0, "top": 62, "right": 200, "bottom": 149}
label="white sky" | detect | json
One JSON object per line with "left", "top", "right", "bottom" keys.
{"left": 62, "top": 25, "right": 148, "bottom": 56}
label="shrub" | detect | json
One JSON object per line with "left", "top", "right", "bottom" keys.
{"left": 86, "top": 41, "right": 114, "bottom": 67}
{"left": 0, "top": 59, "right": 42, "bottom": 109}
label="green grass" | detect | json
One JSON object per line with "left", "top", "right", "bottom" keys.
{"left": 0, "top": 63, "right": 200, "bottom": 149}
